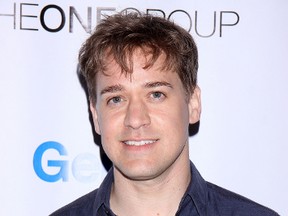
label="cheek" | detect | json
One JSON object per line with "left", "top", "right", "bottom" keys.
{"left": 155, "top": 103, "right": 190, "bottom": 138}
{"left": 100, "top": 129, "right": 116, "bottom": 159}
{"left": 167, "top": 101, "right": 189, "bottom": 124}
{"left": 171, "top": 105, "right": 190, "bottom": 137}
{"left": 97, "top": 112, "right": 122, "bottom": 144}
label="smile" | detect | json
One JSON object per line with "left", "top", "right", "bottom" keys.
{"left": 123, "top": 140, "right": 157, "bottom": 146}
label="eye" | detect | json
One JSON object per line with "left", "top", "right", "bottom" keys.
{"left": 151, "top": 91, "right": 165, "bottom": 100}
{"left": 107, "top": 96, "right": 123, "bottom": 105}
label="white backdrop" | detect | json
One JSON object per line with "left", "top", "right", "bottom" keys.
{"left": 1, "top": 0, "right": 287, "bottom": 215}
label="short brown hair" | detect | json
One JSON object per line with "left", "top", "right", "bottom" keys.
{"left": 79, "top": 12, "right": 198, "bottom": 105}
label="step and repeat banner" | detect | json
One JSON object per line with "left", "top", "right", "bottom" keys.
{"left": 1, "top": 0, "right": 287, "bottom": 215}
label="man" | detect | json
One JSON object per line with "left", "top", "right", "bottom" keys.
{"left": 51, "top": 13, "right": 278, "bottom": 216}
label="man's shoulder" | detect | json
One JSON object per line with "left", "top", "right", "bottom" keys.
{"left": 49, "top": 188, "right": 99, "bottom": 216}
{"left": 206, "top": 182, "right": 279, "bottom": 216}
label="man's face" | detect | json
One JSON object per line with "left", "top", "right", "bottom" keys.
{"left": 90, "top": 51, "right": 201, "bottom": 181}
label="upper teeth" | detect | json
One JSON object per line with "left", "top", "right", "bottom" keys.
{"left": 124, "top": 140, "right": 156, "bottom": 146}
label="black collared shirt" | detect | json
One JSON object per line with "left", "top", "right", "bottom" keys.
{"left": 50, "top": 162, "right": 278, "bottom": 216}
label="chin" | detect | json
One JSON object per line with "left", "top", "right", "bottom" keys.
{"left": 115, "top": 161, "right": 162, "bottom": 181}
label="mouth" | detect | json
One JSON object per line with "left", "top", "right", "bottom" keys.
{"left": 123, "top": 139, "right": 158, "bottom": 146}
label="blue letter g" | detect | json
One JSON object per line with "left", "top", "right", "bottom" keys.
{"left": 33, "top": 141, "right": 68, "bottom": 182}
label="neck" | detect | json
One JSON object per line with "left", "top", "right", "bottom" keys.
{"left": 110, "top": 147, "right": 191, "bottom": 216}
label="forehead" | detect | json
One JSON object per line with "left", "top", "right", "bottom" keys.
{"left": 100, "top": 49, "right": 170, "bottom": 78}
{"left": 95, "top": 50, "right": 182, "bottom": 91}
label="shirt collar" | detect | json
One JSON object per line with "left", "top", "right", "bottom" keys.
{"left": 93, "top": 167, "right": 114, "bottom": 214}
{"left": 184, "top": 161, "right": 208, "bottom": 215}
{"left": 93, "top": 162, "right": 208, "bottom": 215}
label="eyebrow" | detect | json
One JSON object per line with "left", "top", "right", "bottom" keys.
{"left": 100, "top": 84, "right": 124, "bottom": 95}
{"left": 144, "top": 81, "right": 173, "bottom": 89}
{"left": 100, "top": 81, "right": 173, "bottom": 96}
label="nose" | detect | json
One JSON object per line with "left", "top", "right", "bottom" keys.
{"left": 124, "top": 99, "right": 151, "bottom": 129}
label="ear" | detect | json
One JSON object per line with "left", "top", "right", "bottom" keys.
{"left": 89, "top": 101, "right": 101, "bottom": 135}
{"left": 188, "top": 86, "right": 201, "bottom": 124}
